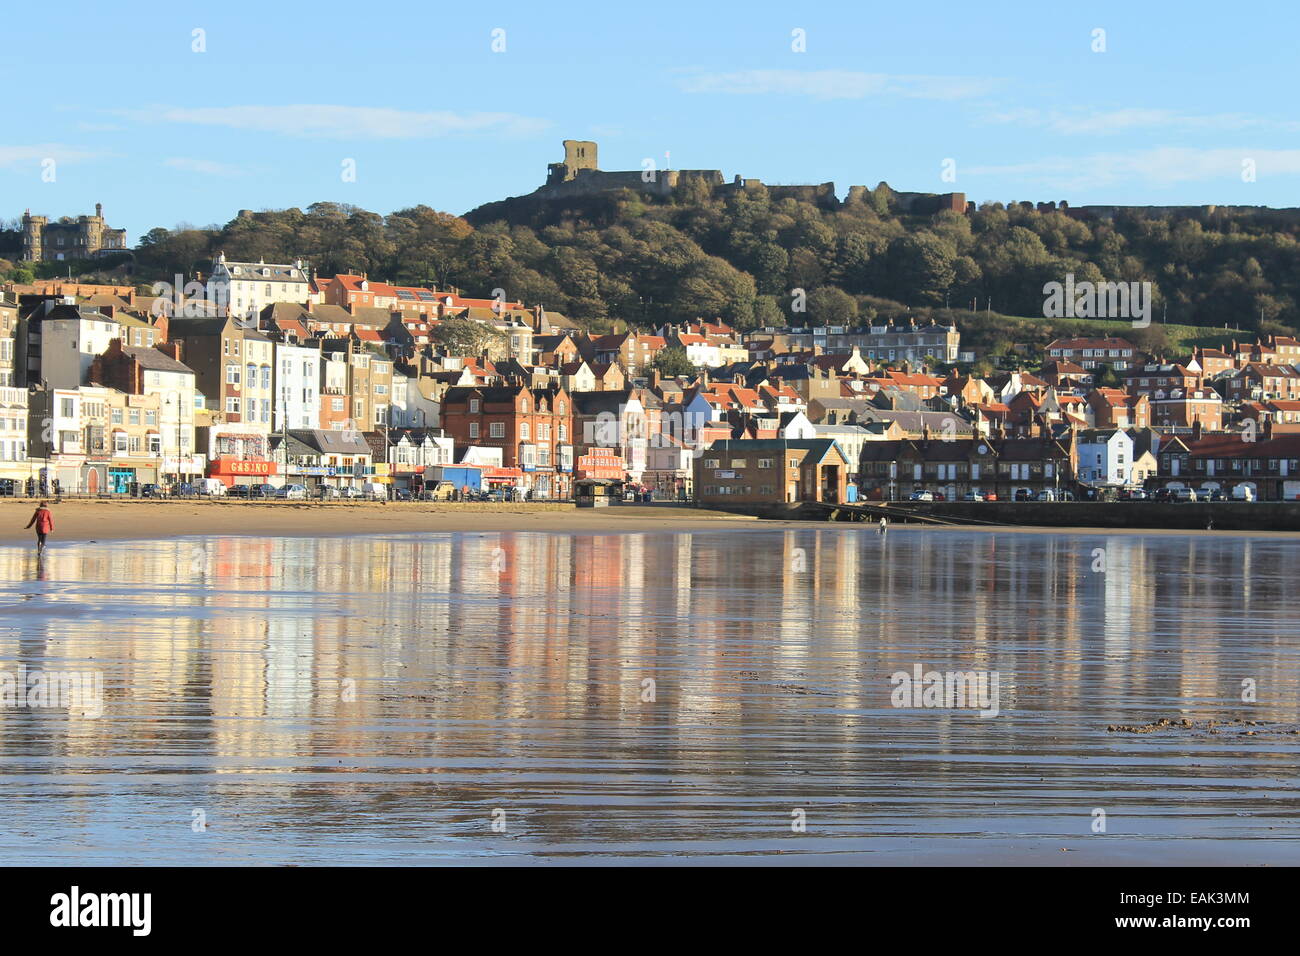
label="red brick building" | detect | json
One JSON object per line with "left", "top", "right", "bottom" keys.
{"left": 440, "top": 383, "right": 574, "bottom": 497}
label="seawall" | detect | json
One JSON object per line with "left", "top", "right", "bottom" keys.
{"left": 702, "top": 500, "right": 1300, "bottom": 532}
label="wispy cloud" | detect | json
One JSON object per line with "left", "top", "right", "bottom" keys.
{"left": 0, "top": 144, "right": 101, "bottom": 168}
{"left": 112, "top": 105, "right": 550, "bottom": 140}
{"left": 163, "top": 157, "right": 244, "bottom": 176}
{"left": 677, "top": 69, "right": 999, "bottom": 101}
{"left": 985, "top": 107, "right": 1300, "bottom": 136}
{"left": 966, "top": 147, "right": 1300, "bottom": 190}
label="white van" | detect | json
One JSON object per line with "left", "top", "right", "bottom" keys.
{"left": 360, "top": 481, "right": 386, "bottom": 500}
{"left": 198, "top": 478, "right": 227, "bottom": 496}
{"left": 1231, "top": 485, "right": 1255, "bottom": 502}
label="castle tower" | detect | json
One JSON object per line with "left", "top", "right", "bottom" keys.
{"left": 546, "top": 139, "right": 598, "bottom": 185}
{"left": 21, "top": 209, "right": 46, "bottom": 262}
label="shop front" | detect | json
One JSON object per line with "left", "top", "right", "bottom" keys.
{"left": 291, "top": 465, "right": 337, "bottom": 493}
{"left": 162, "top": 455, "right": 205, "bottom": 486}
{"left": 108, "top": 467, "right": 135, "bottom": 494}
{"left": 209, "top": 457, "right": 278, "bottom": 488}
{"left": 481, "top": 465, "right": 525, "bottom": 494}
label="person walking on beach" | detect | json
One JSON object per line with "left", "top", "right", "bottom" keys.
{"left": 24, "top": 501, "right": 53, "bottom": 554}
{"left": 879, "top": 515, "right": 888, "bottom": 533}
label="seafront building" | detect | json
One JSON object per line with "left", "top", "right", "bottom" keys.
{"left": 9, "top": 245, "right": 1300, "bottom": 501}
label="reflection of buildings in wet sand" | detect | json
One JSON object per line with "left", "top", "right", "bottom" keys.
{"left": 0, "top": 543, "right": 210, "bottom": 765}
{"left": 6, "top": 528, "right": 1298, "bottom": 790}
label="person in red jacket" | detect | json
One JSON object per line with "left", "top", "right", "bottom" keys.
{"left": 24, "top": 501, "right": 53, "bottom": 553}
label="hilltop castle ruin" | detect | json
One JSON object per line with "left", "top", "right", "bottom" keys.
{"left": 530, "top": 139, "right": 968, "bottom": 214}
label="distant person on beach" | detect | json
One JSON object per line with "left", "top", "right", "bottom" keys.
{"left": 24, "top": 501, "right": 53, "bottom": 553}
{"left": 879, "top": 516, "right": 888, "bottom": 533}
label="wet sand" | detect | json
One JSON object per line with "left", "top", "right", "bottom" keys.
{"left": 1, "top": 529, "right": 1296, "bottom": 865}
{"left": 0, "top": 499, "right": 768, "bottom": 543}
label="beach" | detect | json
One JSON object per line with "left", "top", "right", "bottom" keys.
{"left": 1, "top": 527, "right": 1295, "bottom": 865}
{"left": 0, "top": 498, "right": 777, "bottom": 543}
{"left": 4, "top": 497, "right": 1299, "bottom": 546}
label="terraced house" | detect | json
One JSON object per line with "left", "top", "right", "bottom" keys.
{"left": 1153, "top": 430, "right": 1300, "bottom": 500}
{"left": 858, "top": 435, "right": 1073, "bottom": 501}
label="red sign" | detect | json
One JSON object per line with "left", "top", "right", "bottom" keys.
{"left": 210, "top": 458, "right": 277, "bottom": 477}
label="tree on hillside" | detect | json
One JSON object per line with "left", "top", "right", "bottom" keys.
{"left": 651, "top": 346, "right": 696, "bottom": 378}
{"left": 433, "top": 319, "right": 507, "bottom": 358}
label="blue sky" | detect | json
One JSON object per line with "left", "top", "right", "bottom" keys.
{"left": 4, "top": 0, "right": 1299, "bottom": 243}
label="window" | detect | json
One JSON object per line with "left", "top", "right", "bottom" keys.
{"left": 469, "top": 423, "right": 480, "bottom": 438}
{"left": 226, "top": 397, "right": 241, "bottom": 414}
{"left": 111, "top": 408, "right": 123, "bottom": 425}
{"left": 469, "top": 399, "right": 480, "bottom": 414}
{"left": 490, "top": 422, "right": 505, "bottom": 438}
{"left": 226, "top": 364, "right": 241, "bottom": 385}
{"left": 145, "top": 410, "right": 157, "bottom": 426}
{"left": 758, "top": 458, "right": 774, "bottom": 469}
{"left": 520, "top": 422, "right": 530, "bottom": 440}
{"left": 61, "top": 398, "right": 75, "bottom": 418}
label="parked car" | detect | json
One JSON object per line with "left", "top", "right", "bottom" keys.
{"left": 1120, "top": 488, "right": 1149, "bottom": 501}
{"left": 139, "top": 483, "right": 163, "bottom": 498}
{"left": 962, "top": 491, "right": 985, "bottom": 502}
{"left": 172, "top": 482, "right": 198, "bottom": 498}
{"left": 1172, "top": 488, "right": 1199, "bottom": 502}
{"left": 339, "top": 486, "right": 363, "bottom": 499}
{"left": 228, "top": 484, "right": 250, "bottom": 498}
{"left": 908, "top": 491, "right": 934, "bottom": 501}
{"left": 984, "top": 493, "right": 999, "bottom": 501}
{"left": 1153, "top": 487, "right": 1173, "bottom": 502}
{"left": 392, "top": 488, "right": 412, "bottom": 501}
{"left": 276, "top": 483, "right": 308, "bottom": 499}
{"left": 1231, "top": 485, "right": 1256, "bottom": 502}
{"left": 1035, "top": 490, "right": 1057, "bottom": 502}
{"left": 1206, "top": 489, "right": 1227, "bottom": 502}
{"left": 318, "top": 485, "right": 341, "bottom": 499}
{"left": 1013, "top": 489, "right": 1033, "bottom": 501}
{"left": 250, "top": 483, "right": 278, "bottom": 498}
{"left": 198, "top": 478, "right": 227, "bottom": 496}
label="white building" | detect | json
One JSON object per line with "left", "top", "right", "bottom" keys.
{"left": 388, "top": 371, "right": 411, "bottom": 427}
{"left": 125, "top": 346, "right": 203, "bottom": 480}
{"left": 0, "top": 385, "right": 30, "bottom": 483}
{"left": 33, "top": 302, "right": 122, "bottom": 388}
{"left": 1076, "top": 428, "right": 1135, "bottom": 486}
{"left": 207, "top": 254, "right": 310, "bottom": 320}
{"left": 273, "top": 342, "right": 321, "bottom": 431}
